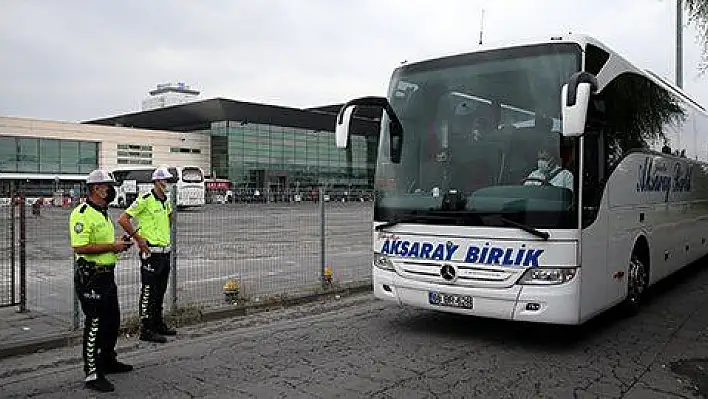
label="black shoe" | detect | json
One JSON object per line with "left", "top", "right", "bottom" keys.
{"left": 103, "top": 360, "right": 133, "bottom": 374}
{"left": 156, "top": 323, "right": 177, "bottom": 336}
{"left": 140, "top": 329, "right": 167, "bottom": 343}
{"left": 85, "top": 375, "right": 114, "bottom": 392}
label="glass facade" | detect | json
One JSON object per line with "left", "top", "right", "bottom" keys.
{"left": 0, "top": 136, "right": 98, "bottom": 174}
{"left": 0, "top": 135, "right": 99, "bottom": 198}
{"left": 207, "top": 121, "right": 377, "bottom": 194}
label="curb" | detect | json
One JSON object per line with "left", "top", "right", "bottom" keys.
{"left": 0, "top": 332, "right": 82, "bottom": 361}
{"left": 0, "top": 282, "right": 373, "bottom": 361}
{"left": 199, "top": 282, "right": 373, "bottom": 323}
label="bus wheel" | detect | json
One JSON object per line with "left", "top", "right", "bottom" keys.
{"left": 623, "top": 254, "right": 648, "bottom": 315}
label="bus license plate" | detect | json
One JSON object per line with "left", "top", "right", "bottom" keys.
{"left": 428, "top": 291, "right": 473, "bottom": 309}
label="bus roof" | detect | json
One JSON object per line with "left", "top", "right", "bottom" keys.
{"left": 395, "top": 33, "right": 707, "bottom": 116}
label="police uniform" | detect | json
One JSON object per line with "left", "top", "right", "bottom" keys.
{"left": 70, "top": 169, "right": 132, "bottom": 393}
{"left": 126, "top": 186, "right": 175, "bottom": 340}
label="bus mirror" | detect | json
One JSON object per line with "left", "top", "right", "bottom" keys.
{"left": 335, "top": 106, "right": 354, "bottom": 149}
{"left": 561, "top": 71, "right": 598, "bottom": 137}
{"left": 334, "top": 96, "right": 404, "bottom": 163}
{"left": 389, "top": 121, "right": 403, "bottom": 164}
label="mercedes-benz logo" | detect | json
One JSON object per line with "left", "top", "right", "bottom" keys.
{"left": 440, "top": 264, "right": 456, "bottom": 281}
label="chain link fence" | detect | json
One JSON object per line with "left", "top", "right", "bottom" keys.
{"left": 168, "top": 187, "right": 374, "bottom": 310}
{"left": 0, "top": 186, "right": 374, "bottom": 342}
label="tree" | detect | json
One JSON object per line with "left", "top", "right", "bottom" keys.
{"left": 683, "top": 0, "right": 708, "bottom": 71}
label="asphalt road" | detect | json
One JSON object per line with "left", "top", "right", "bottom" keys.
{"left": 2, "top": 257, "right": 708, "bottom": 398}
{"left": 0, "top": 202, "right": 373, "bottom": 319}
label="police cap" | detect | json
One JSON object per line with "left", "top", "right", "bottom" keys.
{"left": 86, "top": 169, "right": 116, "bottom": 185}
{"left": 152, "top": 167, "right": 174, "bottom": 181}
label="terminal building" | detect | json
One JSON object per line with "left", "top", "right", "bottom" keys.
{"left": 0, "top": 116, "right": 210, "bottom": 200}
{"left": 0, "top": 96, "right": 381, "bottom": 201}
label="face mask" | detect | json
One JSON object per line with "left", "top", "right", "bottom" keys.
{"left": 104, "top": 186, "right": 117, "bottom": 204}
{"left": 156, "top": 181, "right": 172, "bottom": 193}
{"left": 538, "top": 159, "right": 550, "bottom": 172}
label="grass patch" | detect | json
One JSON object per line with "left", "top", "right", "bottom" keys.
{"left": 120, "top": 303, "right": 205, "bottom": 335}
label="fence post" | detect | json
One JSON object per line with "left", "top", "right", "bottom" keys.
{"left": 72, "top": 259, "right": 80, "bottom": 330}
{"left": 18, "top": 197, "right": 27, "bottom": 313}
{"left": 10, "top": 185, "right": 16, "bottom": 308}
{"left": 319, "top": 186, "right": 326, "bottom": 282}
{"left": 169, "top": 184, "right": 178, "bottom": 313}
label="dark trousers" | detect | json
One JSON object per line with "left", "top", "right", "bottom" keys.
{"left": 139, "top": 252, "right": 170, "bottom": 330}
{"left": 74, "top": 270, "right": 120, "bottom": 377}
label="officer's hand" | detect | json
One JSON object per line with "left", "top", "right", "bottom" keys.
{"left": 113, "top": 239, "right": 131, "bottom": 253}
{"left": 137, "top": 239, "right": 150, "bottom": 255}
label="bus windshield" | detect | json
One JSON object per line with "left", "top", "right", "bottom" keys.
{"left": 181, "top": 167, "right": 204, "bottom": 183}
{"left": 375, "top": 43, "right": 582, "bottom": 229}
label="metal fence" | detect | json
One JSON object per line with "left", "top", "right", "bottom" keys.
{"left": 0, "top": 186, "right": 374, "bottom": 337}
{"left": 0, "top": 190, "right": 26, "bottom": 311}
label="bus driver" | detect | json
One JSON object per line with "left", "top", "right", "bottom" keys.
{"left": 522, "top": 145, "right": 573, "bottom": 191}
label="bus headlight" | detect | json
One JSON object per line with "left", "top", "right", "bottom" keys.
{"left": 518, "top": 267, "right": 577, "bottom": 285}
{"left": 373, "top": 253, "right": 395, "bottom": 271}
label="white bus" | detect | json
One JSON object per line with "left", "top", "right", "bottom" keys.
{"left": 334, "top": 34, "right": 708, "bottom": 325}
{"left": 109, "top": 166, "right": 205, "bottom": 208}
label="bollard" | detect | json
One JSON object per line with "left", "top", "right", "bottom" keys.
{"left": 223, "top": 276, "right": 240, "bottom": 303}
{"left": 323, "top": 264, "right": 333, "bottom": 286}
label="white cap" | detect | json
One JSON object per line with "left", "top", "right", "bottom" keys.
{"left": 152, "top": 167, "right": 174, "bottom": 181}
{"left": 86, "top": 169, "right": 116, "bottom": 185}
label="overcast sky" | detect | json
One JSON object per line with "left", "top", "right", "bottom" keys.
{"left": 0, "top": 0, "right": 705, "bottom": 123}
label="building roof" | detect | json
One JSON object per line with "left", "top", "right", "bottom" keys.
{"left": 305, "top": 104, "right": 383, "bottom": 120}
{"left": 84, "top": 98, "right": 380, "bottom": 136}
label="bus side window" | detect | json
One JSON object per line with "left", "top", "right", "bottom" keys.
{"left": 582, "top": 98, "right": 607, "bottom": 227}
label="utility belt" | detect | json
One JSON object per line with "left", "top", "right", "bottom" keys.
{"left": 76, "top": 257, "right": 115, "bottom": 272}
{"left": 94, "top": 264, "right": 116, "bottom": 273}
{"left": 75, "top": 258, "right": 114, "bottom": 287}
{"left": 148, "top": 245, "right": 171, "bottom": 254}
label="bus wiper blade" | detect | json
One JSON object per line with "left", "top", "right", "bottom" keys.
{"left": 374, "top": 214, "right": 460, "bottom": 231}
{"left": 482, "top": 214, "right": 550, "bottom": 240}
{"left": 375, "top": 219, "right": 405, "bottom": 231}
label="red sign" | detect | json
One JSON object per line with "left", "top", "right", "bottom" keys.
{"left": 207, "top": 182, "right": 230, "bottom": 189}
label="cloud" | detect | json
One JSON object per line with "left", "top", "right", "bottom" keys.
{"left": 0, "top": 0, "right": 706, "bottom": 122}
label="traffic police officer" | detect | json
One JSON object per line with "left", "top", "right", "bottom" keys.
{"left": 70, "top": 169, "right": 133, "bottom": 393}
{"left": 118, "top": 166, "right": 177, "bottom": 343}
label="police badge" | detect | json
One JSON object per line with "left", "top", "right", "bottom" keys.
{"left": 74, "top": 222, "right": 84, "bottom": 233}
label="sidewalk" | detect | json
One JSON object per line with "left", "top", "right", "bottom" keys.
{"left": 0, "top": 307, "right": 78, "bottom": 360}
{"left": 0, "top": 282, "right": 372, "bottom": 360}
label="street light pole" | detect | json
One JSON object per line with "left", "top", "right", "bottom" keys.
{"left": 677, "top": 0, "right": 683, "bottom": 88}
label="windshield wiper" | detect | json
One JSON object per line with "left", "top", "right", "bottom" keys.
{"left": 482, "top": 214, "right": 550, "bottom": 240}
{"left": 376, "top": 211, "right": 550, "bottom": 240}
{"left": 374, "top": 213, "right": 462, "bottom": 231}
